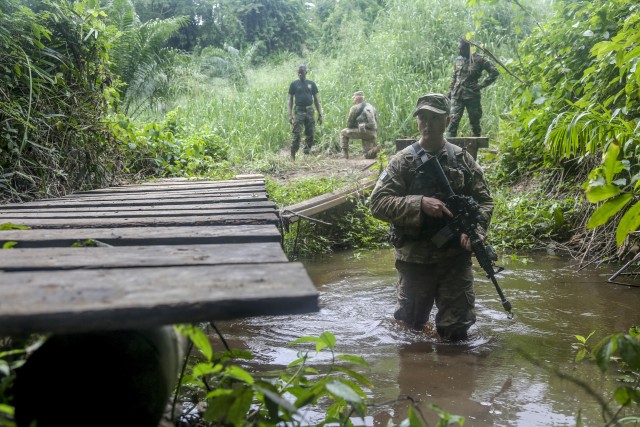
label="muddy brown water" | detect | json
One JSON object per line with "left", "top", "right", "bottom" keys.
{"left": 216, "top": 249, "right": 640, "bottom": 426}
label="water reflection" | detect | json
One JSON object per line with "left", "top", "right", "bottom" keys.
{"left": 216, "top": 249, "right": 640, "bottom": 426}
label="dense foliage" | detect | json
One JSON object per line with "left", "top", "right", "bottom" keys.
{"left": 573, "top": 326, "right": 640, "bottom": 425}
{"left": 174, "top": 326, "right": 463, "bottom": 427}
{"left": 496, "top": 0, "right": 640, "bottom": 259}
{"left": 0, "top": 0, "right": 122, "bottom": 201}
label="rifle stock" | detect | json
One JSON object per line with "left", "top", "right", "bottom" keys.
{"left": 421, "top": 156, "right": 513, "bottom": 318}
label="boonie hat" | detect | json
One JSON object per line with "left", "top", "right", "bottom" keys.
{"left": 412, "top": 93, "right": 450, "bottom": 116}
{"left": 353, "top": 91, "right": 364, "bottom": 97}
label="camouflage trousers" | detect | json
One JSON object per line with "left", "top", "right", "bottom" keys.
{"left": 292, "top": 106, "right": 316, "bottom": 155}
{"left": 446, "top": 96, "right": 482, "bottom": 137}
{"left": 394, "top": 253, "right": 476, "bottom": 340}
{"left": 339, "top": 127, "right": 378, "bottom": 158}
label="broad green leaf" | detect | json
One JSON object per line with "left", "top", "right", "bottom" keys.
{"left": 614, "top": 386, "right": 631, "bottom": 405}
{"left": 227, "top": 387, "right": 253, "bottom": 426}
{"left": 318, "top": 332, "right": 336, "bottom": 351}
{"left": 254, "top": 384, "right": 298, "bottom": 413}
{"left": 0, "top": 360, "right": 9, "bottom": 376}
{"left": 585, "top": 183, "right": 621, "bottom": 203}
{"left": 575, "top": 335, "right": 586, "bottom": 344}
{"left": 325, "top": 380, "right": 362, "bottom": 405}
{"left": 335, "top": 366, "right": 373, "bottom": 387}
{"left": 177, "top": 325, "right": 212, "bottom": 361}
{"left": 586, "top": 194, "right": 632, "bottom": 228}
{"left": 407, "top": 405, "right": 425, "bottom": 427}
{"left": 616, "top": 201, "right": 640, "bottom": 246}
{"left": 336, "top": 354, "right": 369, "bottom": 367}
{"left": 0, "top": 404, "right": 14, "bottom": 416}
{"left": 603, "top": 141, "right": 621, "bottom": 184}
{"left": 192, "top": 362, "right": 222, "bottom": 377}
{"left": 595, "top": 337, "right": 617, "bottom": 372}
{"left": 224, "top": 365, "right": 254, "bottom": 384}
{"left": 618, "top": 336, "right": 640, "bottom": 370}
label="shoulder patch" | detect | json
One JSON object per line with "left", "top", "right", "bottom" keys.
{"left": 379, "top": 169, "right": 390, "bottom": 183}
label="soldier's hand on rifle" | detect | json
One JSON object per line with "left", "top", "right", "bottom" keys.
{"left": 421, "top": 196, "right": 453, "bottom": 218}
{"left": 460, "top": 233, "right": 472, "bottom": 251}
{"left": 460, "top": 233, "right": 486, "bottom": 252}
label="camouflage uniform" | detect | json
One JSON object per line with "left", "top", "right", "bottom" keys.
{"left": 446, "top": 52, "right": 499, "bottom": 137}
{"left": 340, "top": 102, "right": 378, "bottom": 158}
{"left": 369, "top": 141, "right": 494, "bottom": 339}
{"left": 289, "top": 78, "right": 320, "bottom": 155}
{"left": 292, "top": 106, "right": 316, "bottom": 154}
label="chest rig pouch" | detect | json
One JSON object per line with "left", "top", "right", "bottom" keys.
{"left": 389, "top": 141, "right": 471, "bottom": 248}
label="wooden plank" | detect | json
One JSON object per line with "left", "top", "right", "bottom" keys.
{"left": 0, "top": 200, "right": 275, "bottom": 214}
{"left": 0, "top": 225, "right": 281, "bottom": 247}
{"left": 0, "top": 242, "right": 288, "bottom": 271}
{"left": 0, "top": 263, "right": 319, "bottom": 335}
{"left": 72, "top": 179, "right": 265, "bottom": 193}
{"left": 58, "top": 185, "right": 267, "bottom": 200}
{"left": 0, "top": 194, "right": 268, "bottom": 210}
{"left": 0, "top": 213, "right": 278, "bottom": 229}
{"left": 282, "top": 178, "right": 376, "bottom": 223}
{"left": 6, "top": 207, "right": 276, "bottom": 219}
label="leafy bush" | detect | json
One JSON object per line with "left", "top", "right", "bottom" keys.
{"left": 573, "top": 326, "right": 640, "bottom": 425}
{"left": 174, "top": 325, "right": 463, "bottom": 427}
{"left": 489, "top": 186, "right": 580, "bottom": 250}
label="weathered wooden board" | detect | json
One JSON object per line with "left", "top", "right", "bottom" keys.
{"left": 0, "top": 225, "right": 281, "bottom": 247}
{"left": 0, "top": 194, "right": 268, "bottom": 210}
{"left": 0, "top": 176, "right": 321, "bottom": 337}
{"left": 63, "top": 185, "right": 267, "bottom": 200}
{"left": 0, "top": 213, "right": 278, "bottom": 228}
{"left": 71, "top": 179, "right": 265, "bottom": 192}
{"left": 0, "top": 201, "right": 275, "bottom": 214}
{"left": 0, "top": 263, "right": 318, "bottom": 335}
{"left": 0, "top": 242, "right": 287, "bottom": 271}
{"left": 282, "top": 178, "right": 376, "bottom": 223}
{"left": 5, "top": 207, "right": 276, "bottom": 219}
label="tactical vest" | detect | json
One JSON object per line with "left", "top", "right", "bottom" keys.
{"left": 389, "top": 141, "right": 472, "bottom": 247}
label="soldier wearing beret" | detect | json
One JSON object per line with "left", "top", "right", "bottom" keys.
{"left": 369, "top": 93, "right": 494, "bottom": 340}
{"left": 339, "top": 91, "right": 379, "bottom": 159}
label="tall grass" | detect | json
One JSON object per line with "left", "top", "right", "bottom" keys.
{"left": 136, "top": 0, "right": 534, "bottom": 168}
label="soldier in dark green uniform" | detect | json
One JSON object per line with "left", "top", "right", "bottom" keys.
{"left": 287, "top": 64, "right": 323, "bottom": 160}
{"left": 445, "top": 39, "right": 499, "bottom": 138}
{"left": 370, "top": 93, "right": 494, "bottom": 340}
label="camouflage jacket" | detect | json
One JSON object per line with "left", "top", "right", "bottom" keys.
{"left": 369, "top": 141, "right": 494, "bottom": 264}
{"left": 449, "top": 53, "right": 499, "bottom": 100}
{"left": 346, "top": 102, "right": 378, "bottom": 131}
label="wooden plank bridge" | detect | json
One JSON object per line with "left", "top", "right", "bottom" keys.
{"left": 0, "top": 176, "right": 319, "bottom": 336}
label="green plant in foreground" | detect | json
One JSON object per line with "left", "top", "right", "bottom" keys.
{"left": 176, "top": 326, "right": 463, "bottom": 426}
{"left": 574, "top": 326, "right": 640, "bottom": 425}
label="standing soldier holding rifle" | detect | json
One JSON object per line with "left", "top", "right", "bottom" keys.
{"left": 369, "top": 93, "right": 503, "bottom": 341}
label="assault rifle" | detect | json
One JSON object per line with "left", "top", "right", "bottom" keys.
{"left": 420, "top": 155, "right": 513, "bottom": 318}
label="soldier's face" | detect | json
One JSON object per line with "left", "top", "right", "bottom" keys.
{"left": 297, "top": 68, "right": 307, "bottom": 80}
{"left": 417, "top": 111, "right": 448, "bottom": 137}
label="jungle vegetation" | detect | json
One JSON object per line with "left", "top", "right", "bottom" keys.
{"left": 2, "top": 0, "right": 638, "bottom": 263}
